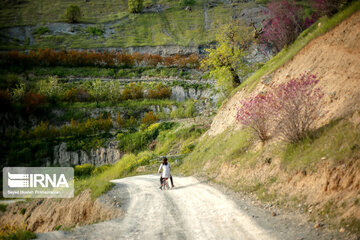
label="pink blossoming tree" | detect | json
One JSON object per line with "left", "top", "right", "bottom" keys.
{"left": 273, "top": 74, "right": 325, "bottom": 142}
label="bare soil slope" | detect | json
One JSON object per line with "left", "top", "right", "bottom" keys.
{"left": 208, "top": 10, "right": 360, "bottom": 136}
{"left": 201, "top": 10, "right": 360, "bottom": 235}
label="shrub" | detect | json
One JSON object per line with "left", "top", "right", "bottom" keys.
{"left": 0, "top": 73, "right": 21, "bottom": 90}
{"left": 261, "top": 0, "right": 304, "bottom": 51}
{"left": 0, "top": 50, "right": 200, "bottom": 69}
{"left": 122, "top": 83, "right": 143, "bottom": 100}
{"left": 273, "top": 73, "right": 324, "bottom": 143}
{"left": 117, "top": 122, "right": 167, "bottom": 152}
{"left": 141, "top": 111, "right": 159, "bottom": 125}
{"left": 116, "top": 112, "right": 126, "bottom": 128}
{"left": 65, "top": 5, "right": 81, "bottom": 23}
{"left": 36, "top": 77, "right": 62, "bottom": 100}
{"left": 32, "top": 121, "right": 51, "bottom": 139}
{"left": 143, "top": 53, "right": 162, "bottom": 67}
{"left": 92, "top": 164, "right": 111, "bottom": 175}
{"left": 33, "top": 26, "right": 50, "bottom": 35}
{"left": 180, "top": 0, "right": 195, "bottom": 7}
{"left": 74, "top": 164, "right": 95, "bottom": 178}
{"left": 236, "top": 92, "right": 276, "bottom": 142}
{"left": 89, "top": 79, "right": 107, "bottom": 103}
{"left": 126, "top": 116, "right": 138, "bottom": 128}
{"left": 146, "top": 83, "right": 172, "bottom": 99}
{"left": 23, "top": 91, "right": 47, "bottom": 114}
{"left": 128, "top": 0, "right": 144, "bottom": 13}
{"left": 11, "top": 82, "right": 26, "bottom": 102}
{"left": 64, "top": 88, "right": 90, "bottom": 102}
{"left": 0, "top": 224, "right": 35, "bottom": 240}
{"left": 86, "top": 26, "right": 104, "bottom": 36}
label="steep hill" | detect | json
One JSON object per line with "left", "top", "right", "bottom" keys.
{"left": 181, "top": 8, "right": 360, "bottom": 235}
{"left": 208, "top": 10, "right": 360, "bottom": 136}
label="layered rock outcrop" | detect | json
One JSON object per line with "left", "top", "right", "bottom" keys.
{"left": 53, "top": 141, "right": 121, "bottom": 166}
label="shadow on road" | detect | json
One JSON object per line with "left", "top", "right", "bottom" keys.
{"left": 173, "top": 180, "right": 209, "bottom": 190}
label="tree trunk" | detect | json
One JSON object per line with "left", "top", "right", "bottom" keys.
{"left": 230, "top": 68, "right": 241, "bottom": 87}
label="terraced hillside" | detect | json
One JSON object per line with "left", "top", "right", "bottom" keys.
{"left": 0, "top": 0, "right": 266, "bottom": 50}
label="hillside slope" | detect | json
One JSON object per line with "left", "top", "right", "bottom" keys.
{"left": 180, "top": 9, "right": 360, "bottom": 236}
{"left": 0, "top": 0, "right": 265, "bottom": 50}
{"left": 208, "top": 10, "right": 360, "bottom": 136}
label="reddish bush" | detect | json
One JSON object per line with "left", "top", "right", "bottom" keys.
{"left": 116, "top": 112, "right": 126, "bottom": 128}
{"left": 64, "top": 88, "right": 90, "bottom": 102}
{"left": 236, "top": 92, "right": 276, "bottom": 142}
{"left": 146, "top": 84, "right": 171, "bottom": 99}
{"left": 261, "top": 0, "right": 304, "bottom": 51}
{"left": 141, "top": 111, "right": 159, "bottom": 125}
{"left": 237, "top": 73, "right": 324, "bottom": 143}
{"left": 303, "top": 13, "right": 319, "bottom": 28}
{"left": 132, "top": 52, "right": 143, "bottom": 66}
{"left": 273, "top": 73, "right": 324, "bottom": 142}
{"left": 0, "top": 50, "right": 200, "bottom": 69}
{"left": 143, "top": 53, "right": 163, "bottom": 67}
{"left": 23, "top": 91, "right": 47, "bottom": 114}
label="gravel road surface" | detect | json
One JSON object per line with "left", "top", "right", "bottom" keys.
{"left": 37, "top": 175, "right": 347, "bottom": 240}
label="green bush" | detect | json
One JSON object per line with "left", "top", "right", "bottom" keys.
{"left": 170, "top": 100, "right": 196, "bottom": 119}
{"left": 0, "top": 225, "right": 35, "bottom": 240}
{"left": 128, "top": 0, "right": 144, "bottom": 13}
{"left": 91, "top": 164, "right": 111, "bottom": 175}
{"left": 180, "top": 0, "right": 195, "bottom": 7}
{"left": 65, "top": 5, "right": 81, "bottom": 23}
{"left": 86, "top": 26, "right": 104, "bottom": 36}
{"left": 117, "top": 122, "right": 175, "bottom": 153}
{"left": 33, "top": 26, "right": 50, "bottom": 35}
{"left": 74, "top": 164, "right": 95, "bottom": 178}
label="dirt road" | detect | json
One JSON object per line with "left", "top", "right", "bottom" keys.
{"left": 37, "top": 175, "right": 344, "bottom": 240}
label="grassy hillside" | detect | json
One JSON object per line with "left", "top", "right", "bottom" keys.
{"left": 0, "top": 0, "right": 256, "bottom": 49}
{"left": 231, "top": 0, "right": 360, "bottom": 94}
{"left": 177, "top": 2, "right": 360, "bottom": 234}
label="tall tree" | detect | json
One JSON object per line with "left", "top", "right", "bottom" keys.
{"left": 201, "top": 21, "right": 254, "bottom": 95}
{"left": 128, "top": 0, "right": 144, "bottom": 13}
{"left": 65, "top": 5, "right": 81, "bottom": 23}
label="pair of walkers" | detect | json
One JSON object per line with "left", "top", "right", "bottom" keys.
{"left": 158, "top": 157, "right": 174, "bottom": 189}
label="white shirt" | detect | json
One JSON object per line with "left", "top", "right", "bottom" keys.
{"left": 158, "top": 163, "right": 171, "bottom": 178}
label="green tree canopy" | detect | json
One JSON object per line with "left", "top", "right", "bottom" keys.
{"left": 201, "top": 21, "right": 255, "bottom": 95}
{"left": 128, "top": 0, "right": 144, "bottom": 13}
{"left": 65, "top": 5, "right": 81, "bottom": 23}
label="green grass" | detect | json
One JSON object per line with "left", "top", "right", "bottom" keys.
{"left": 0, "top": 227, "right": 36, "bottom": 240}
{"left": 179, "top": 128, "right": 255, "bottom": 175}
{"left": 0, "top": 0, "right": 254, "bottom": 49}
{"left": 75, "top": 151, "right": 155, "bottom": 198}
{"left": 340, "top": 217, "right": 360, "bottom": 234}
{"left": 0, "top": 0, "right": 128, "bottom": 27}
{"left": 230, "top": 1, "right": 360, "bottom": 96}
{"left": 281, "top": 119, "right": 360, "bottom": 171}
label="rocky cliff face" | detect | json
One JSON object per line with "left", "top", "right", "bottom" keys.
{"left": 53, "top": 141, "right": 121, "bottom": 166}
